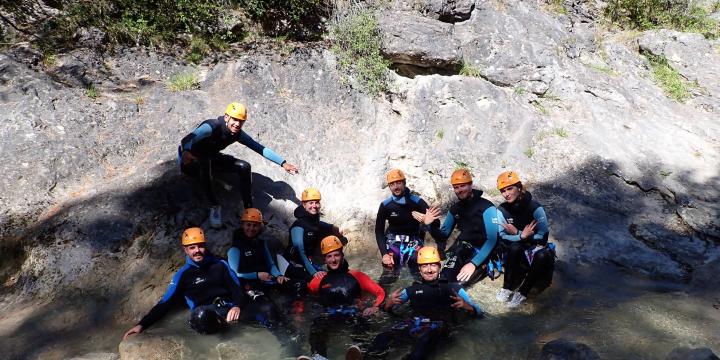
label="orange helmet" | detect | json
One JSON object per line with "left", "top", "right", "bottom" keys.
{"left": 450, "top": 168, "right": 473, "bottom": 185}
{"left": 320, "top": 235, "right": 343, "bottom": 255}
{"left": 241, "top": 208, "right": 263, "bottom": 223}
{"left": 181, "top": 227, "right": 206, "bottom": 246}
{"left": 301, "top": 187, "right": 322, "bottom": 202}
{"left": 386, "top": 169, "right": 406, "bottom": 184}
{"left": 497, "top": 171, "right": 521, "bottom": 190}
{"left": 225, "top": 102, "right": 247, "bottom": 120}
{"left": 417, "top": 247, "right": 441, "bottom": 264}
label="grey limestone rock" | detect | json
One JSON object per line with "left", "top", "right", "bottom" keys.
{"left": 539, "top": 338, "right": 601, "bottom": 360}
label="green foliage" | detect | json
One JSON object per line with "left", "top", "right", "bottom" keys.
{"left": 459, "top": 61, "right": 482, "bottom": 77}
{"left": 659, "top": 170, "right": 673, "bottom": 177}
{"left": 86, "top": 84, "right": 98, "bottom": 99}
{"left": 585, "top": 62, "right": 618, "bottom": 76}
{"left": 243, "top": 0, "right": 331, "bottom": 40}
{"left": 547, "top": 0, "right": 569, "bottom": 15}
{"left": 453, "top": 159, "right": 470, "bottom": 169}
{"left": 167, "top": 72, "right": 200, "bottom": 91}
{"left": 554, "top": 127, "right": 569, "bottom": 138}
{"left": 605, "top": 0, "right": 720, "bottom": 38}
{"left": 524, "top": 147, "right": 535, "bottom": 158}
{"left": 332, "top": 11, "right": 390, "bottom": 95}
{"left": 187, "top": 37, "right": 211, "bottom": 64}
{"left": 644, "top": 52, "right": 695, "bottom": 101}
{"left": 514, "top": 86, "right": 527, "bottom": 95}
{"left": 436, "top": 129, "right": 445, "bottom": 139}
{"left": 531, "top": 100, "right": 548, "bottom": 115}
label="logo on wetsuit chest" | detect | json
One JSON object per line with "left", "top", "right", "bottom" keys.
{"left": 193, "top": 277, "right": 206, "bottom": 285}
{"left": 390, "top": 211, "right": 399, "bottom": 217}
{"left": 506, "top": 218, "right": 514, "bottom": 224}
{"left": 415, "top": 290, "right": 424, "bottom": 294}
{"left": 244, "top": 250, "right": 253, "bottom": 256}
{"left": 307, "top": 232, "right": 315, "bottom": 236}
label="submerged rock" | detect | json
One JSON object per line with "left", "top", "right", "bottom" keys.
{"left": 539, "top": 338, "right": 601, "bottom": 360}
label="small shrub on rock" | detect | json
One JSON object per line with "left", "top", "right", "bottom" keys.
{"left": 332, "top": 10, "right": 390, "bottom": 96}
{"left": 605, "top": 0, "right": 720, "bottom": 38}
{"left": 643, "top": 51, "right": 696, "bottom": 101}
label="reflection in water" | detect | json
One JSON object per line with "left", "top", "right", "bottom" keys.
{"left": 116, "top": 253, "right": 720, "bottom": 359}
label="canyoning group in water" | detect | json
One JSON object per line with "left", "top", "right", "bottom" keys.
{"left": 122, "top": 102, "right": 557, "bottom": 360}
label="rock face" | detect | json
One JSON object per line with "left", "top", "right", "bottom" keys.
{"left": 666, "top": 347, "right": 720, "bottom": 360}
{"left": 2, "top": 0, "right": 720, "bottom": 359}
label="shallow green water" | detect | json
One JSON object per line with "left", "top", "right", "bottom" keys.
{"left": 125, "top": 254, "right": 720, "bottom": 360}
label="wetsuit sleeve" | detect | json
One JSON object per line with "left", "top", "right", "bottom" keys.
{"left": 222, "top": 260, "right": 248, "bottom": 308}
{"left": 456, "top": 287, "right": 483, "bottom": 316}
{"left": 307, "top": 276, "right": 322, "bottom": 294}
{"left": 263, "top": 241, "right": 282, "bottom": 277}
{"left": 180, "top": 123, "right": 213, "bottom": 152}
{"left": 469, "top": 207, "right": 498, "bottom": 266}
{"left": 237, "top": 131, "right": 285, "bottom": 166}
{"left": 533, "top": 207, "right": 550, "bottom": 245}
{"left": 227, "top": 247, "right": 259, "bottom": 280}
{"left": 399, "top": 289, "right": 409, "bottom": 303}
{"left": 350, "top": 270, "right": 385, "bottom": 307}
{"left": 291, "top": 226, "right": 317, "bottom": 276}
{"left": 137, "top": 267, "right": 187, "bottom": 329}
{"left": 375, "top": 203, "right": 388, "bottom": 255}
{"left": 497, "top": 211, "right": 521, "bottom": 242}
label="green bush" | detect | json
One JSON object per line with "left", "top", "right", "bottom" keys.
{"left": 243, "top": 0, "right": 331, "bottom": 40}
{"left": 644, "top": 51, "right": 695, "bottom": 101}
{"left": 605, "top": 0, "right": 720, "bottom": 38}
{"left": 167, "top": 71, "right": 200, "bottom": 91}
{"left": 332, "top": 10, "right": 389, "bottom": 95}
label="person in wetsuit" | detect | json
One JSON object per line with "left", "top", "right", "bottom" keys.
{"left": 300, "top": 236, "right": 385, "bottom": 360}
{"left": 366, "top": 246, "right": 482, "bottom": 359}
{"left": 178, "top": 102, "right": 299, "bottom": 228}
{"left": 282, "top": 188, "right": 343, "bottom": 284}
{"left": 123, "top": 227, "right": 246, "bottom": 338}
{"left": 495, "top": 171, "right": 554, "bottom": 308}
{"left": 227, "top": 208, "right": 303, "bottom": 356}
{"left": 375, "top": 169, "right": 440, "bottom": 284}
{"left": 228, "top": 208, "right": 306, "bottom": 298}
{"left": 414, "top": 169, "right": 500, "bottom": 286}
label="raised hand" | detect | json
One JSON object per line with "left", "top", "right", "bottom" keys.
{"left": 520, "top": 220, "right": 538, "bottom": 240}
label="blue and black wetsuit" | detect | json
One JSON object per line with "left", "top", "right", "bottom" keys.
{"left": 178, "top": 116, "right": 287, "bottom": 208}
{"left": 375, "top": 189, "right": 440, "bottom": 283}
{"left": 137, "top": 254, "right": 247, "bottom": 334}
{"left": 497, "top": 191, "right": 553, "bottom": 296}
{"left": 283, "top": 205, "right": 335, "bottom": 281}
{"left": 429, "top": 189, "right": 499, "bottom": 284}
{"left": 228, "top": 229, "right": 307, "bottom": 298}
{"left": 369, "top": 280, "right": 482, "bottom": 359}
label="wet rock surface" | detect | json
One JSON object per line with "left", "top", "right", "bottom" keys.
{"left": 1, "top": 0, "right": 720, "bottom": 359}
{"left": 538, "top": 338, "right": 600, "bottom": 360}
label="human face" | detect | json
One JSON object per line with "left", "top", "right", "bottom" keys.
{"left": 224, "top": 114, "right": 245, "bottom": 135}
{"left": 302, "top": 200, "right": 321, "bottom": 215}
{"left": 500, "top": 185, "right": 521, "bottom": 203}
{"left": 452, "top": 183, "right": 473, "bottom": 200}
{"left": 183, "top": 243, "right": 207, "bottom": 262}
{"left": 324, "top": 250, "right": 343, "bottom": 270}
{"left": 388, "top": 180, "right": 406, "bottom": 197}
{"left": 241, "top": 221, "right": 262, "bottom": 238}
{"left": 419, "top": 263, "right": 440, "bottom": 282}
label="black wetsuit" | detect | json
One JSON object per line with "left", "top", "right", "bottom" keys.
{"left": 284, "top": 205, "right": 335, "bottom": 281}
{"left": 307, "top": 260, "right": 385, "bottom": 357}
{"left": 368, "top": 280, "right": 482, "bottom": 359}
{"left": 375, "top": 189, "right": 440, "bottom": 283}
{"left": 137, "top": 255, "right": 247, "bottom": 334}
{"left": 429, "top": 190, "right": 499, "bottom": 285}
{"left": 497, "top": 191, "right": 553, "bottom": 296}
{"left": 178, "top": 116, "right": 286, "bottom": 208}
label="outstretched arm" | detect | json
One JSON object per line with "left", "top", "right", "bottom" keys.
{"left": 291, "top": 227, "right": 317, "bottom": 276}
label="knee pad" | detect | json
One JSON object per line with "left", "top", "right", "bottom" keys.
{"left": 235, "top": 160, "right": 251, "bottom": 175}
{"left": 189, "top": 307, "right": 223, "bottom": 334}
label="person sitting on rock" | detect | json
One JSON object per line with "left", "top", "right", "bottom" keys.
{"left": 178, "top": 102, "right": 299, "bottom": 228}
{"left": 375, "top": 169, "right": 440, "bottom": 284}
{"left": 123, "top": 227, "right": 246, "bottom": 338}
{"left": 365, "top": 246, "right": 482, "bottom": 360}
{"left": 495, "top": 171, "right": 554, "bottom": 308}
{"left": 298, "top": 236, "right": 385, "bottom": 360}
{"left": 281, "top": 187, "right": 344, "bottom": 284}
{"left": 413, "top": 169, "right": 500, "bottom": 286}
{"left": 227, "top": 208, "right": 304, "bottom": 356}
{"left": 228, "top": 208, "right": 306, "bottom": 298}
